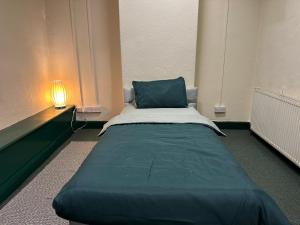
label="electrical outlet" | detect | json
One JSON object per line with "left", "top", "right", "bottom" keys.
{"left": 77, "top": 106, "right": 103, "bottom": 113}
{"left": 214, "top": 105, "right": 226, "bottom": 113}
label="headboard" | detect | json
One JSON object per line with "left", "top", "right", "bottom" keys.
{"left": 123, "top": 87, "right": 198, "bottom": 107}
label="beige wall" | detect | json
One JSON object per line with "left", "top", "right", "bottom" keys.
{"left": 0, "top": 0, "right": 124, "bottom": 128}
{"left": 195, "top": 0, "right": 260, "bottom": 121}
{"left": 119, "top": 0, "right": 199, "bottom": 87}
{"left": 45, "top": 0, "right": 81, "bottom": 108}
{"left": 3, "top": 0, "right": 300, "bottom": 126}
{"left": 87, "top": 0, "right": 124, "bottom": 117}
{"left": 46, "top": 0, "right": 123, "bottom": 120}
{"left": 255, "top": 0, "right": 300, "bottom": 101}
{"left": 0, "top": 0, "right": 51, "bottom": 130}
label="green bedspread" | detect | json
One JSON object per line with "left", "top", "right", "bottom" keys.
{"left": 53, "top": 124, "right": 290, "bottom": 225}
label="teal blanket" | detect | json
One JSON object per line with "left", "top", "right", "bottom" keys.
{"left": 53, "top": 124, "right": 290, "bottom": 225}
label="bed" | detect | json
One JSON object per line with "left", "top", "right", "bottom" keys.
{"left": 54, "top": 77, "right": 290, "bottom": 225}
{"left": 53, "top": 103, "right": 290, "bottom": 225}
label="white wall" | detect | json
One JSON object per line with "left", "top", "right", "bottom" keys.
{"left": 255, "top": 0, "right": 300, "bottom": 101}
{"left": 0, "top": 0, "right": 51, "bottom": 130}
{"left": 3, "top": 0, "right": 299, "bottom": 127}
{"left": 48, "top": 0, "right": 260, "bottom": 123}
{"left": 195, "top": 0, "right": 260, "bottom": 121}
{"left": 87, "top": 0, "right": 124, "bottom": 117}
{"left": 0, "top": 0, "right": 124, "bottom": 128}
{"left": 46, "top": 0, "right": 81, "bottom": 108}
{"left": 119, "top": 0, "right": 198, "bottom": 87}
{"left": 46, "top": 0, "right": 123, "bottom": 120}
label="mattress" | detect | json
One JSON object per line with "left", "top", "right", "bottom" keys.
{"left": 53, "top": 106, "right": 290, "bottom": 225}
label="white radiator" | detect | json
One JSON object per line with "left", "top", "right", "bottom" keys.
{"left": 251, "top": 88, "right": 300, "bottom": 167}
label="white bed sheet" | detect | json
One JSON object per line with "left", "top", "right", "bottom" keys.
{"left": 99, "top": 104, "right": 224, "bottom": 136}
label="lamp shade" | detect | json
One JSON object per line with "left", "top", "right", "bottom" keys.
{"left": 51, "top": 80, "right": 67, "bottom": 109}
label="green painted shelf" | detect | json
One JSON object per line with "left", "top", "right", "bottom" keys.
{"left": 0, "top": 106, "right": 74, "bottom": 151}
{"left": 0, "top": 105, "right": 75, "bottom": 204}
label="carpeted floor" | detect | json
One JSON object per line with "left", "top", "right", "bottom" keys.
{"left": 0, "top": 130, "right": 100, "bottom": 225}
{"left": 222, "top": 129, "right": 300, "bottom": 225}
{"left": 0, "top": 129, "right": 299, "bottom": 225}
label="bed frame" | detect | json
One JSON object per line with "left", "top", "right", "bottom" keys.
{"left": 68, "top": 87, "right": 198, "bottom": 225}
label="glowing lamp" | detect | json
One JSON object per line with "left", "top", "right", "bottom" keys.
{"left": 51, "top": 80, "right": 67, "bottom": 109}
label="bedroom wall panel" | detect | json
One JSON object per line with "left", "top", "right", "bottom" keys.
{"left": 85, "top": 0, "right": 124, "bottom": 118}
{"left": 45, "top": 0, "right": 123, "bottom": 121}
{"left": 119, "top": 0, "right": 198, "bottom": 87}
{"left": 45, "top": 0, "right": 82, "bottom": 108}
{"left": 195, "top": 0, "right": 260, "bottom": 122}
{"left": 0, "top": 0, "right": 51, "bottom": 130}
{"left": 254, "top": 0, "right": 300, "bottom": 101}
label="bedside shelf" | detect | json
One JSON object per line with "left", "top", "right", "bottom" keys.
{"left": 0, "top": 106, "right": 74, "bottom": 152}
{"left": 0, "top": 105, "right": 75, "bottom": 204}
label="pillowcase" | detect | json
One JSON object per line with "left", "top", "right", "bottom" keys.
{"left": 132, "top": 77, "right": 188, "bottom": 108}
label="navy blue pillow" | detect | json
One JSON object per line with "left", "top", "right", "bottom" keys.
{"left": 132, "top": 77, "right": 188, "bottom": 108}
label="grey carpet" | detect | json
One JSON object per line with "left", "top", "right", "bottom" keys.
{"left": 0, "top": 129, "right": 299, "bottom": 225}
{"left": 0, "top": 129, "right": 99, "bottom": 225}
{"left": 222, "top": 129, "right": 300, "bottom": 225}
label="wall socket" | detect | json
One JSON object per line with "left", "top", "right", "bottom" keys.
{"left": 214, "top": 105, "right": 226, "bottom": 113}
{"left": 76, "top": 106, "right": 103, "bottom": 113}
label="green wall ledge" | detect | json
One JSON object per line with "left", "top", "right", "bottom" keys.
{"left": 0, "top": 105, "right": 75, "bottom": 205}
